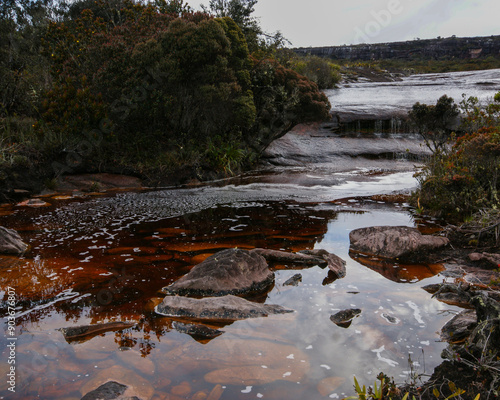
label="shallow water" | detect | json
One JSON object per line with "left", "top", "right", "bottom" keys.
{"left": 326, "top": 68, "right": 500, "bottom": 119}
{"left": 0, "top": 172, "right": 460, "bottom": 400}
{"left": 3, "top": 68, "right": 492, "bottom": 399}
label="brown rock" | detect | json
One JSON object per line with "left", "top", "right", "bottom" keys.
{"left": 163, "top": 249, "right": 274, "bottom": 297}
{"left": 60, "top": 321, "right": 135, "bottom": 343}
{"left": 0, "top": 226, "right": 28, "bottom": 255}
{"left": 349, "top": 226, "right": 449, "bottom": 261}
{"left": 469, "top": 252, "right": 500, "bottom": 268}
{"left": 205, "top": 366, "right": 291, "bottom": 385}
{"left": 156, "top": 295, "right": 293, "bottom": 320}
{"left": 207, "top": 385, "right": 224, "bottom": 400}
{"left": 317, "top": 376, "right": 346, "bottom": 396}
{"left": 190, "top": 391, "right": 208, "bottom": 400}
{"left": 166, "top": 338, "right": 309, "bottom": 386}
{"left": 116, "top": 349, "right": 156, "bottom": 376}
{"left": 171, "top": 381, "right": 191, "bottom": 397}
{"left": 251, "top": 248, "right": 325, "bottom": 266}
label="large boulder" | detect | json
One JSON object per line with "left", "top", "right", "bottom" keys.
{"left": 0, "top": 226, "right": 28, "bottom": 255}
{"left": 349, "top": 226, "right": 449, "bottom": 261}
{"left": 163, "top": 249, "right": 273, "bottom": 297}
{"left": 156, "top": 295, "right": 293, "bottom": 320}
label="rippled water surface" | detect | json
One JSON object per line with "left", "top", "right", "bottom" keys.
{"left": 0, "top": 173, "right": 460, "bottom": 400}
{"left": 3, "top": 69, "right": 493, "bottom": 399}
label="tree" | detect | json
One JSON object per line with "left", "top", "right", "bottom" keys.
{"left": 0, "top": 0, "right": 56, "bottom": 117}
{"left": 203, "top": 0, "right": 260, "bottom": 52}
{"left": 409, "top": 95, "right": 459, "bottom": 152}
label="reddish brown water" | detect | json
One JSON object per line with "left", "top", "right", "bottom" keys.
{"left": 0, "top": 177, "right": 460, "bottom": 400}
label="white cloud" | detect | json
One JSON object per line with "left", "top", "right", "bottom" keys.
{"left": 197, "top": 0, "right": 500, "bottom": 47}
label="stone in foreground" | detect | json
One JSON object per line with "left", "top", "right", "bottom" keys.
{"left": 163, "top": 248, "right": 273, "bottom": 296}
{"left": 349, "top": 226, "right": 449, "bottom": 261}
{"left": 0, "top": 226, "right": 28, "bottom": 255}
{"left": 156, "top": 295, "right": 293, "bottom": 320}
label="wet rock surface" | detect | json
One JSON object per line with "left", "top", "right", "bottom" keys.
{"left": 80, "top": 381, "right": 140, "bottom": 400}
{"left": 0, "top": 226, "right": 28, "bottom": 255}
{"left": 349, "top": 225, "right": 449, "bottom": 261}
{"left": 163, "top": 249, "right": 274, "bottom": 297}
{"left": 60, "top": 322, "right": 136, "bottom": 343}
{"left": 330, "top": 308, "right": 362, "bottom": 328}
{"left": 251, "top": 248, "right": 326, "bottom": 266}
{"left": 156, "top": 294, "right": 294, "bottom": 320}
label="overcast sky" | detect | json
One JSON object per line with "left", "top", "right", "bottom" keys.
{"left": 197, "top": 0, "right": 500, "bottom": 47}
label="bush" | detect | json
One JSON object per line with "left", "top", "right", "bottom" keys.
{"left": 414, "top": 93, "right": 500, "bottom": 220}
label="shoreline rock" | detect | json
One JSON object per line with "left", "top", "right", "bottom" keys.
{"left": 349, "top": 225, "right": 449, "bottom": 261}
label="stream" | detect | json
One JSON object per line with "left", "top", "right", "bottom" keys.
{"left": 1, "top": 69, "right": 500, "bottom": 400}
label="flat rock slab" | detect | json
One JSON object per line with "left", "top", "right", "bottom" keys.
{"left": 164, "top": 337, "right": 309, "bottom": 386}
{"left": 163, "top": 249, "right": 274, "bottom": 297}
{"left": 251, "top": 248, "right": 325, "bottom": 266}
{"left": 156, "top": 295, "right": 293, "bottom": 320}
{"left": 349, "top": 225, "right": 449, "bottom": 261}
{"left": 0, "top": 226, "right": 28, "bottom": 255}
{"left": 60, "top": 321, "right": 136, "bottom": 343}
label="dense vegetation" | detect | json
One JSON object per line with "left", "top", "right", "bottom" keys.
{"left": 410, "top": 93, "right": 500, "bottom": 226}
{"left": 0, "top": 0, "right": 330, "bottom": 195}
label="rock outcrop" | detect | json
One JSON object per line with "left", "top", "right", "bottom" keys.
{"left": 163, "top": 249, "right": 274, "bottom": 297}
{"left": 0, "top": 226, "right": 28, "bottom": 255}
{"left": 349, "top": 226, "right": 449, "bottom": 261}
{"left": 156, "top": 295, "right": 293, "bottom": 320}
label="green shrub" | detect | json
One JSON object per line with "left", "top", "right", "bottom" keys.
{"left": 414, "top": 92, "right": 500, "bottom": 221}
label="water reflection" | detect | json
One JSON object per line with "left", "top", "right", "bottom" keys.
{"left": 0, "top": 192, "right": 461, "bottom": 399}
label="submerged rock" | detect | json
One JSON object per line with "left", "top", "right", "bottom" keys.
{"left": 162, "top": 338, "right": 310, "bottom": 386}
{"left": 330, "top": 308, "right": 362, "bottom": 328}
{"left": 163, "top": 249, "right": 273, "bottom": 297}
{"left": 349, "top": 226, "right": 449, "bottom": 261}
{"left": 0, "top": 226, "right": 28, "bottom": 255}
{"left": 156, "top": 295, "right": 293, "bottom": 320}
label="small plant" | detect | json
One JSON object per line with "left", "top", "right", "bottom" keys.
{"left": 346, "top": 373, "right": 399, "bottom": 400}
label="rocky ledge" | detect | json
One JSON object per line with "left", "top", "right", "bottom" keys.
{"left": 156, "top": 294, "right": 294, "bottom": 320}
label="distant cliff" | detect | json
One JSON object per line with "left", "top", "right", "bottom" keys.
{"left": 295, "top": 35, "right": 500, "bottom": 61}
